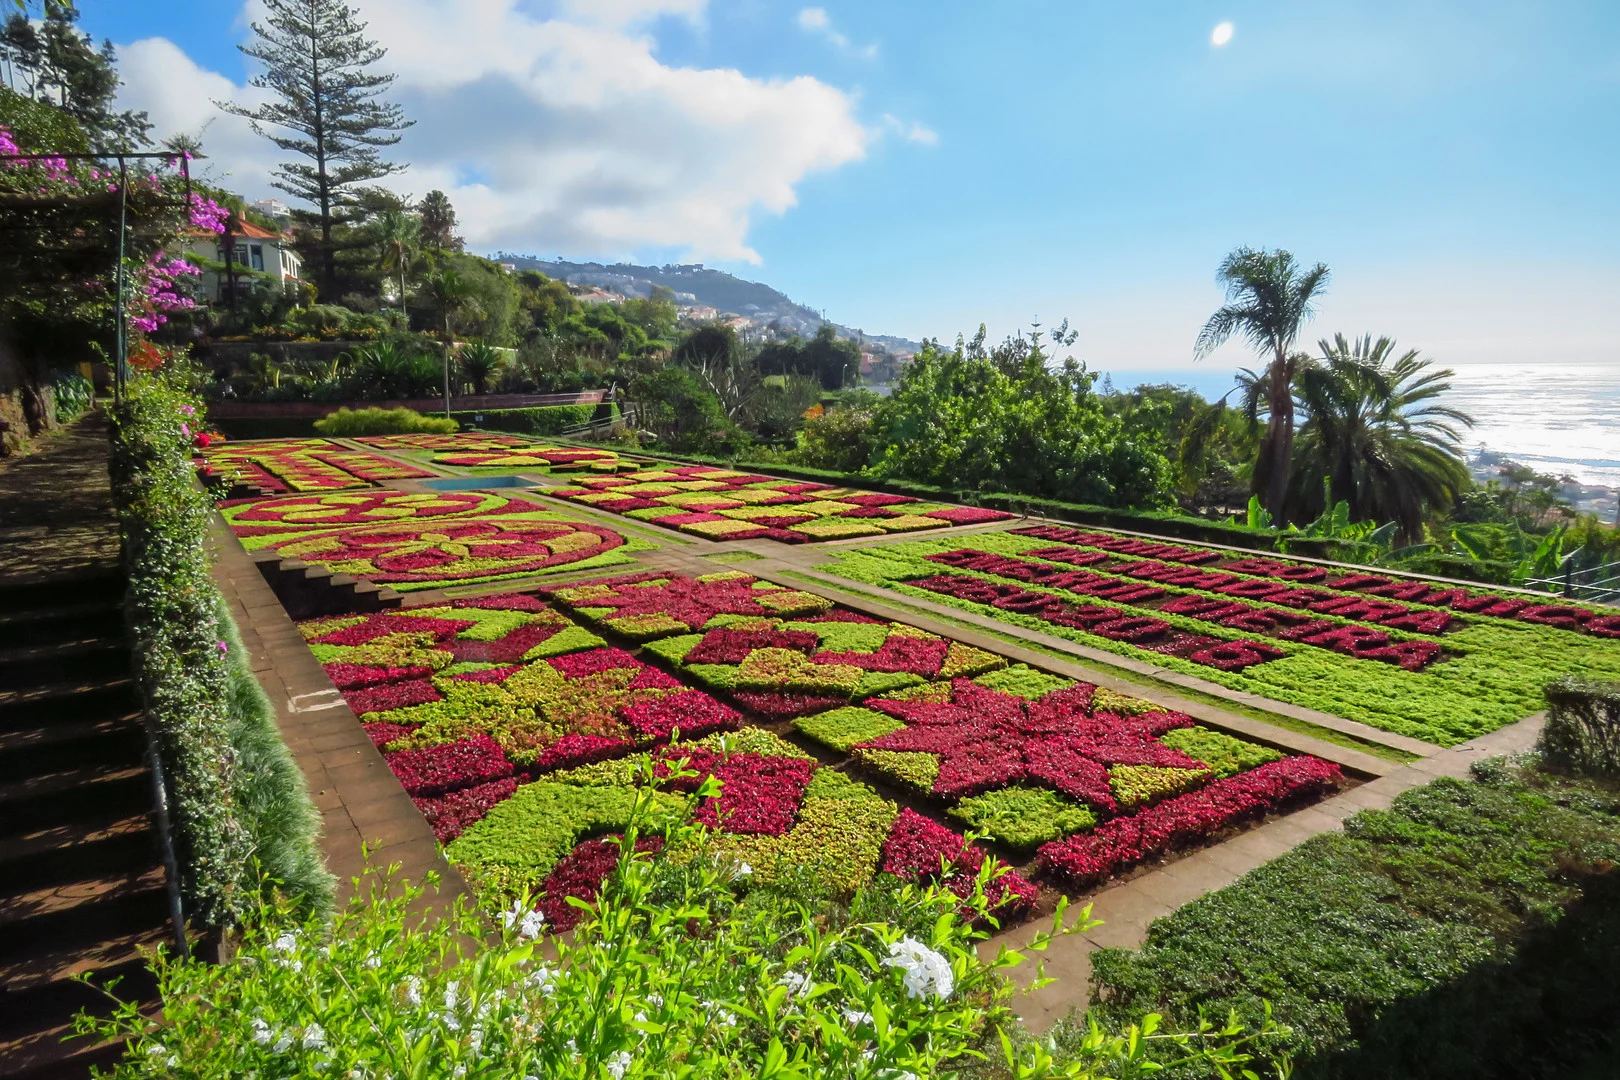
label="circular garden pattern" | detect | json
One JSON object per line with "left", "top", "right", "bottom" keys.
{"left": 223, "top": 490, "right": 539, "bottom": 538}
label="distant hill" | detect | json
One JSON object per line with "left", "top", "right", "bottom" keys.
{"left": 490, "top": 253, "right": 921, "bottom": 355}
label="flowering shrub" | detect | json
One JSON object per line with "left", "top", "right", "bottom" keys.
{"left": 76, "top": 807, "right": 1294, "bottom": 1079}
{"left": 545, "top": 464, "right": 1013, "bottom": 543}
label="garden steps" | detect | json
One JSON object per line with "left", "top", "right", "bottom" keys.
{"left": 249, "top": 548, "right": 402, "bottom": 620}
{"left": 0, "top": 414, "right": 171, "bottom": 1079}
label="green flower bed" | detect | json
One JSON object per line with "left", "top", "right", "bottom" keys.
{"left": 816, "top": 534, "right": 1620, "bottom": 745}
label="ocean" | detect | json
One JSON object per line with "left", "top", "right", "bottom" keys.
{"left": 1101, "top": 362, "right": 1620, "bottom": 492}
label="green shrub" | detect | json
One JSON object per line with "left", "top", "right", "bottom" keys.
{"left": 949, "top": 785, "right": 1097, "bottom": 850}
{"left": 111, "top": 365, "right": 328, "bottom": 926}
{"left": 1159, "top": 726, "right": 1284, "bottom": 778}
{"left": 52, "top": 369, "right": 94, "bottom": 423}
{"left": 1539, "top": 675, "right": 1620, "bottom": 778}
{"left": 1086, "top": 764, "right": 1620, "bottom": 1075}
{"left": 80, "top": 767, "right": 1290, "bottom": 1078}
{"left": 312, "top": 406, "right": 457, "bottom": 437}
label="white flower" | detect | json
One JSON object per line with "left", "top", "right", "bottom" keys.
{"left": 606, "top": 1050, "right": 633, "bottom": 1079}
{"left": 778, "top": 969, "right": 811, "bottom": 998}
{"left": 363, "top": 952, "right": 381, "bottom": 970}
{"left": 633, "top": 1011, "right": 648, "bottom": 1023}
{"left": 271, "top": 933, "right": 297, "bottom": 954}
{"left": 501, "top": 898, "right": 525, "bottom": 931}
{"left": 404, "top": 976, "right": 423, "bottom": 1006}
{"left": 271, "top": 1032, "right": 294, "bottom": 1054}
{"left": 883, "top": 937, "right": 954, "bottom": 1001}
{"left": 443, "top": 981, "right": 460, "bottom": 1011}
{"left": 250, "top": 1018, "right": 273, "bottom": 1046}
{"left": 528, "top": 964, "right": 558, "bottom": 995}
{"left": 707, "top": 1004, "right": 736, "bottom": 1030}
{"left": 841, "top": 1007, "right": 874, "bottom": 1026}
{"left": 518, "top": 909, "right": 545, "bottom": 941}
{"left": 452, "top": 1067, "right": 467, "bottom": 1079}
{"left": 733, "top": 861, "right": 753, "bottom": 879}
{"left": 301, "top": 1023, "right": 327, "bottom": 1052}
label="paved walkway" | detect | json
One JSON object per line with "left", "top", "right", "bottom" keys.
{"left": 0, "top": 412, "right": 121, "bottom": 587}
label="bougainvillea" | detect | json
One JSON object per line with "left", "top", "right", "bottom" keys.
{"left": 544, "top": 465, "right": 1012, "bottom": 544}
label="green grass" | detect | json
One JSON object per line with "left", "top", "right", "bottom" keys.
{"left": 217, "top": 599, "right": 334, "bottom": 917}
{"left": 700, "top": 550, "right": 765, "bottom": 563}
{"left": 1080, "top": 762, "right": 1620, "bottom": 1078}
{"left": 771, "top": 569, "right": 1420, "bottom": 765}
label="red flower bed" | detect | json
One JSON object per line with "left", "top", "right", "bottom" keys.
{"left": 655, "top": 748, "right": 818, "bottom": 835}
{"left": 880, "top": 809, "right": 1037, "bottom": 916}
{"left": 863, "top": 678, "right": 1199, "bottom": 812}
{"left": 361, "top": 721, "right": 417, "bottom": 749}
{"left": 344, "top": 678, "right": 442, "bottom": 715}
{"left": 325, "top": 662, "right": 434, "bottom": 690}
{"left": 686, "top": 627, "right": 822, "bottom": 664}
{"left": 1036, "top": 756, "right": 1343, "bottom": 886}
{"left": 622, "top": 690, "right": 743, "bottom": 741}
{"left": 386, "top": 735, "right": 515, "bottom": 797}
{"left": 537, "top": 835, "right": 665, "bottom": 931}
{"left": 922, "top": 506, "right": 1016, "bottom": 525}
{"left": 545, "top": 572, "right": 831, "bottom": 634}
{"left": 908, "top": 572, "right": 1278, "bottom": 673}
{"left": 414, "top": 777, "right": 521, "bottom": 843}
{"left": 1015, "top": 525, "right": 1616, "bottom": 639}
{"left": 731, "top": 692, "right": 849, "bottom": 718}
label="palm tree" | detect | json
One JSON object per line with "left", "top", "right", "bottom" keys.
{"left": 1288, "top": 334, "right": 1475, "bottom": 541}
{"left": 422, "top": 269, "right": 480, "bottom": 416}
{"left": 1195, "top": 248, "right": 1332, "bottom": 519}
{"left": 456, "top": 340, "right": 504, "bottom": 395}
{"left": 374, "top": 209, "right": 419, "bottom": 314}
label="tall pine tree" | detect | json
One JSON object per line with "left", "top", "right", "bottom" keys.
{"left": 222, "top": 0, "right": 411, "bottom": 300}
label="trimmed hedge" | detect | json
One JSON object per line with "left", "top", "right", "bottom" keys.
{"left": 312, "top": 406, "right": 458, "bottom": 436}
{"left": 1084, "top": 763, "right": 1620, "bottom": 1076}
{"left": 111, "top": 368, "right": 330, "bottom": 926}
{"left": 1539, "top": 676, "right": 1620, "bottom": 778}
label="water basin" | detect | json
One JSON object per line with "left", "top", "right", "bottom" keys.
{"left": 419, "top": 475, "right": 539, "bottom": 491}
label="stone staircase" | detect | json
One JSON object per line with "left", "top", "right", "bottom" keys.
{"left": 249, "top": 548, "right": 402, "bottom": 619}
{"left": 0, "top": 571, "right": 172, "bottom": 1079}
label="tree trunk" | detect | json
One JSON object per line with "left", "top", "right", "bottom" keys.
{"left": 1261, "top": 352, "right": 1294, "bottom": 521}
{"left": 442, "top": 325, "right": 453, "bottom": 418}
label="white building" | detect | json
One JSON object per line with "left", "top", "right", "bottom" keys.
{"left": 176, "top": 220, "right": 303, "bottom": 303}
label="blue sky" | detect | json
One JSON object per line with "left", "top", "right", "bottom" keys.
{"left": 82, "top": 1, "right": 1620, "bottom": 376}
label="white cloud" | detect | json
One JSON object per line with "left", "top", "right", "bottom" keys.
{"left": 882, "top": 113, "right": 939, "bottom": 146}
{"left": 116, "top": 0, "right": 871, "bottom": 263}
{"left": 795, "top": 6, "right": 878, "bottom": 61}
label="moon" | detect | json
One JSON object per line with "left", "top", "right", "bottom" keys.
{"left": 1211, "top": 22, "right": 1234, "bottom": 46}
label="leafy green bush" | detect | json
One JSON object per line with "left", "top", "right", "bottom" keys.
{"left": 110, "top": 366, "right": 329, "bottom": 926}
{"left": 1086, "top": 764, "right": 1620, "bottom": 1075}
{"left": 81, "top": 761, "right": 1288, "bottom": 1078}
{"left": 949, "top": 786, "right": 1097, "bottom": 850}
{"left": 51, "top": 368, "right": 94, "bottom": 423}
{"left": 1539, "top": 676, "right": 1620, "bottom": 778}
{"left": 630, "top": 367, "right": 751, "bottom": 456}
{"left": 312, "top": 406, "right": 457, "bottom": 436}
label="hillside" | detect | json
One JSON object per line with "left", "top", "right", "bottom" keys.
{"left": 490, "top": 253, "right": 921, "bottom": 354}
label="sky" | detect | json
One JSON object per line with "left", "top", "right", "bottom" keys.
{"left": 77, "top": 0, "right": 1620, "bottom": 376}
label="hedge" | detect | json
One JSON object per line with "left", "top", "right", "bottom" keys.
{"left": 111, "top": 368, "right": 331, "bottom": 926}
{"left": 1084, "top": 762, "right": 1620, "bottom": 1077}
{"left": 1539, "top": 676, "right": 1620, "bottom": 778}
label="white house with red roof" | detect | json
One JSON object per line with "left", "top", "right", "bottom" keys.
{"left": 176, "top": 219, "right": 303, "bottom": 303}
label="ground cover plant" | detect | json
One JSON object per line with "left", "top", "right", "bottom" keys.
{"left": 546, "top": 571, "right": 1341, "bottom": 881}
{"left": 298, "top": 596, "right": 1035, "bottom": 929}
{"left": 1083, "top": 760, "right": 1620, "bottom": 1078}
{"left": 196, "top": 437, "right": 436, "bottom": 492}
{"left": 816, "top": 530, "right": 1620, "bottom": 745}
{"left": 544, "top": 464, "right": 1013, "bottom": 543}
{"left": 354, "top": 431, "right": 640, "bottom": 474}
{"left": 224, "top": 490, "right": 649, "bottom": 588}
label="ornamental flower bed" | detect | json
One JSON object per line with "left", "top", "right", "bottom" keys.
{"left": 1013, "top": 524, "right": 1620, "bottom": 641}
{"left": 223, "top": 490, "right": 557, "bottom": 542}
{"left": 543, "top": 465, "right": 1012, "bottom": 544}
{"left": 816, "top": 534, "right": 1620, "bottom": 745}
{"left": 197, "top": 438, "right": 429, "bottom": 492}
{"left": 434, "top": 445, "right": 636, "bottom": 474}
{"left": 355, "top": 433, "right": 537, "bottom": 452}
{"left": 226, "top": 492, "right": 649, "bottom": 589}
{"left": 300, "top": 598, "right": 741, "bottom": 784}
{"left": 443, "top": 728, "right": 1035, "bottom": 930}
{"left": 544, "top": 570, "right": 836, "bottom": 640}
